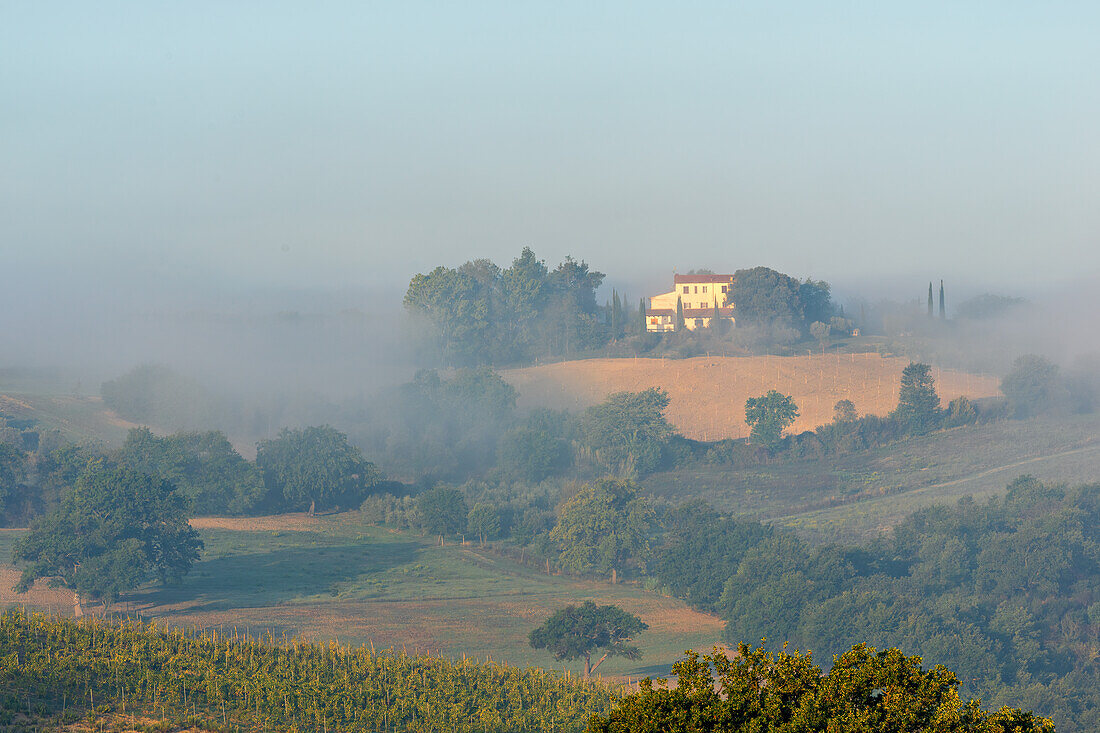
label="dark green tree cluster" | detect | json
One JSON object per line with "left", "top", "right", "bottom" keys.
{"left": 498, "top": 408, "right": 576, "bottom": 483}
{"left": 588, "top": 643, "right": 1053, "bottom": 733}
{"left": 417, "top": 486, "right": 470, "bottom": 544}
{"left": 13, "top": 460, "right": 202, "bottom": 613}
{"left": 0, "top": 442, "right": 27, "bottom": 524}
{"left": 404, "top": 248, "right": 610, "bottom": 365}
{"left": 729, "top": 267, "right": 835, "bottom": 333}
{"left": 550, "top": 479, "right": 654, "bottom": 583}
{"left": 580, "top": 388, "right": 674, "bottom": 476}
{"left": 257, "top": 425, "right": 382, "bottom": 514}
{"left": 654, "top": 477, "right": 1100, "bottom": 731}
{"left": 118, "top": 427, "right": 266, "bottom": 514}
{"left": 892, "top": 362, "right": 942, "bottom": 434}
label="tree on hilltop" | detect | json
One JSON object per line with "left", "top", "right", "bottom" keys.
{"left": 731, "top": 267, "right": 804, "bottom": 327}
{"left": 529, "top": 600, "right": 648, "bottom": 677}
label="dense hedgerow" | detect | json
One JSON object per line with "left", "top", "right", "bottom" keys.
{"left": 0, "top": 610, "right": 618, "bottom": 732}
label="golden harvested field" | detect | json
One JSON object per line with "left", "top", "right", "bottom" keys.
{"left": 503, "top": 354, "right": 1002, "bottom": 440}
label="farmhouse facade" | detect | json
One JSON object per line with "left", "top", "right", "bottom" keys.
{"left": 645, "top": 274, "right": 736, "bottom": 332}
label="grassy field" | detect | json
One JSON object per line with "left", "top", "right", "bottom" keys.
{"left": 0, "top": 514, "right": 723, "bottom": 682}
{"left": 646, "top": 412, "right": 1100, "bottom": 544}
{"left": 0, "top": 392, "right": 137, "bottom": 447}
{"left": 502, "top": 354, "right": 1000, "bottom": 441}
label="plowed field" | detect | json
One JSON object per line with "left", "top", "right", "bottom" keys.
{"left": 502, "top": 354, "right": 1001, "bottom": 440}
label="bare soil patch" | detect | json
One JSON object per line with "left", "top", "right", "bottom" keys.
{"left": 0, "top": 565, "right": 74, "bottom": 611}
{"left": 503, "top": 354, "right": 1000, "bottom": 440}
{"left": 189, "top": 513, "right": 323, "bottom": 532}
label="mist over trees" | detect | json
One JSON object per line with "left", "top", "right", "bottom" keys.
{"left": 257, "top": 425, "right": 382, "bottom": 514}
{"left": 118, "top": 428, "right": 266, "bottom": 515}
{"left": 405, "top": 248, "right": 610, "bottom": 365}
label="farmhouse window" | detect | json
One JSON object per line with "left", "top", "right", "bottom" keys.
{"left": 694, "top": 286, "right": 698, "bottom": 293}
{"left": 694, "top": 319, "right": 704, "bottom": 327}
{"left": 702, "top": 286, "right": 707, "bottom": 293}
{"left": 721, "top": 285, "right": 728, "bottom": 293}
{"left": 682, "top": 286, "right": 689, "bottom": 294}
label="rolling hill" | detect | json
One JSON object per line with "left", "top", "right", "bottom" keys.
{"left": 502, "top": 354, "right": 1001, "bottom": 440}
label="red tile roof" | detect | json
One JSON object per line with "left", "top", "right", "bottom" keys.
{"left": 673, "top": 274, "right": 734, "bottom": 284}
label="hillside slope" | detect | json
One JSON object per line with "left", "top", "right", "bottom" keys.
{"left": 503, "top": 354, "right": 1001, "bottom": 440}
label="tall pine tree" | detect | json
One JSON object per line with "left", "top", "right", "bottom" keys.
{"left": 939, "top": 280, "right": 945, "bottom": 319}
{"left": 927, "top": 282, "right": 934, "bottom": 317}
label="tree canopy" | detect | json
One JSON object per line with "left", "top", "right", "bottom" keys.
{"left": 417, "top": 486, "right": 470, "bottom": 543}
{"left": 580, "top": 388, "right": 673, "bottom": 476}
{"left": 256, "top": 425, "right": 381, "bottom": 514}
{"left": 730, "top": 267, "right": 805, "bottom": 327}
{"left": 587, "top": 642, "right": 1053, "bottom": 733}
{"left": 117, "top": 428, "right": 266, "bottom": 514}
{"left": 550, "top": 479, "right": 653, "bottom": 582}
{"left": 1001, "top": 355, "right": 1071, "bottom": 418}
{"left": 404, "top": 248, "right": 609, "bottom": 365}
{"left": 744, "top": 390, "right": 799, "bottom": 449}
{"left": 894, "top": 362, "right": 941, "bottom": 434}
{"left": 654, "top": 476, "right": 1100, "bottom": 730}
{"left": 0, "top": 443, "right": 26, "bottom": 522}
{"left": 529, "top": 600, "right": 648, "bottom": 677}
{"left": 13, "top": 460, "right": 203, "bottom": 612}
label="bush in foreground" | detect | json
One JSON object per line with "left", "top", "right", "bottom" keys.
{"left": 588, "top": 643, "right": 1053, "bottom": 733}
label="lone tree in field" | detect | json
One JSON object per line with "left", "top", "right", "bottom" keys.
{"left": 894, "top": 362, "right": 941, "bottom": 435}
{"left": 13, "top": 461, "right": 203, "bottom": 616}
{"left": 744, "top": 390, "right": 799, "bottom": 450}
{"left": 256, "top": 425, "right": 381, "bottom": 515}
{"left": 529, "top": 600, "right": 648, "bottom": 677}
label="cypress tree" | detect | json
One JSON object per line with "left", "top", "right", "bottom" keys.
{"left": 675, "top": 296, "right": 685, "bottom": 331}
{"left": 927, "top": 282, "right": 933, "bottom": 318}
{"left": 639, "top": 297, "right": 647, "bottom": 333}
{"left": 712, "top": 295, "right": 719, "bottom": 325}
{"left": 611, "top": 290, "right": 623, "bottom": 338}
{"left": 939, "top": 280, "right": 945, "bottom": 319}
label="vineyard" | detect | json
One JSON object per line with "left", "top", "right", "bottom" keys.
{"left": 0, "top": 610, "right": 619, "bottom": 732}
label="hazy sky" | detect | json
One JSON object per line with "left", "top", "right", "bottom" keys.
{"left": 3, "top": 2, "right": 1099, "bottom": 303}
